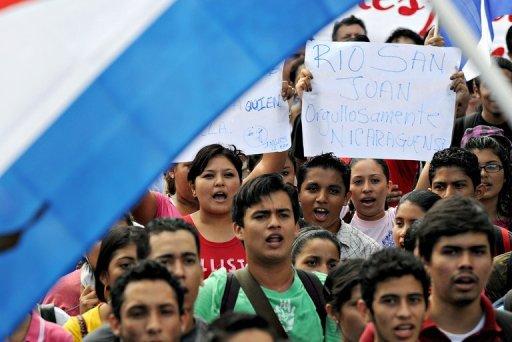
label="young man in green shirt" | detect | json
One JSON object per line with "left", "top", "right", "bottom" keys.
{"left": 195, "top": 173, "right": 335, "bottom": 341}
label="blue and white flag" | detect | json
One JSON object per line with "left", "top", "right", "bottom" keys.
{"left": 440, "top": 0, "right": 512, "bottom": 80}
{"left": 0, "top": 0, "right": 360, "bottom": 337}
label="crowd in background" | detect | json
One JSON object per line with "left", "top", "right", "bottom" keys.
{"left": 8, "top": 15, "right": 512, "bottom": 342}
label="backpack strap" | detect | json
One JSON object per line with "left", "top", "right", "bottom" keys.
{"left": 220, "top": 272, "right": 240, "bottom": 314}
{"left": 234, "top": 268, "right": 288, "bottom": 339}
{"left": 76, "top": 314, "right": 89, "bottom": 337}
{"left": 296, "top": 269, "right": 327, "bottom": 332}
{"left": 38, "top": 304, "right": 57, "bottom": 323}
{"left": 503, "top": 289, "right": 512, "bottom": 312}
{"left": 503, "top": 229, "right": 511, "bottom": 253}
{"left": 494, "top": 308, "right": 512, "bottom": 337}
{"left": 507, "top": 253, "right": 512, "bottom": 291}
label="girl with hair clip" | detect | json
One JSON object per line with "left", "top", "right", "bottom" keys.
{"left": 291, "top": 226, "right": 341, "bottom": 274}
{"left": 182, "top": 143, "right": 286, "bottom": 278}
{"left": 463, "top": 131, "right": 512, "bottom": 230}
{"left": 63, "top": 226, "right": 148, "bottom": 341}
{"left": 348, "top": 158, "right": 395, "bottom": 247}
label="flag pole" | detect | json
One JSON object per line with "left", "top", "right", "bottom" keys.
{"left": 430, "top": 0, "right": 512, "bottom": 123}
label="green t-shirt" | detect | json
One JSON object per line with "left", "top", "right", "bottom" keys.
{"left": 194, "top": 268, "right": 340, "bottom": 342}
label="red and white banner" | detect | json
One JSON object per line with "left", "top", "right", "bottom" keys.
{"left": 315, "top": 1, "right": 511, "bottom": 58}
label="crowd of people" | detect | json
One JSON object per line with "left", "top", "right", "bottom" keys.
{"left": 7, "top": 14, "right": 512, "bottom": 342}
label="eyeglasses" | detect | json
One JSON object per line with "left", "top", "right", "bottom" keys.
{"left": 479, "top": 163, "right": 504, "bottom": 173}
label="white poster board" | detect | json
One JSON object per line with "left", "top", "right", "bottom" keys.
{"left": 174, "top": 65, "right": 290, "bottom": 162}
{"left": 302, "top": 41, "right": 461, "bottom": 160}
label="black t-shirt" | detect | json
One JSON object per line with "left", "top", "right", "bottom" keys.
{"left": 451, "top": 111, "right": 512, "bottom": 147}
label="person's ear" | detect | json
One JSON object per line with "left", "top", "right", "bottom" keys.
{"left": 473, "top": 80, "right": 481, "bottom": 97}
{"left": 100, "top": 272, "right": 109, "bottom": 288}
{"left": 474, "top": 183, "right": 486, "bottom": 200}
{"left": 233, "top": 223, "right": 244, "bottom": 241}
{"left": 343, "top": 190, "right": 352, "bottom": 205}
{"left": 387, "top": 180, "right": 393, "bottom": 193}
{"left": 189, "top": 182, "right": 197, "bottom": 198}
{"left": 422, "top": 257, "right": 432, "bottom": 275}
{"left": 326, "top": 304, "right": 340, "bottom": 325}
{"left": 108, "top": 313, "right": 121, "bottom": 337}
{"left": 357, "top": 299, "right": 371, "bottom": 323}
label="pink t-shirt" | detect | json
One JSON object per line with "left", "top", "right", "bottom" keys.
{"left": 154, "top": 191, "right": 182, "bottom": 218}
{"left": 26, "top": 312, "right": 73, "bottom": 342}
{"left": 42, "top": 269, "right": 81, "bottom": 316}
{"left": 350, "top": 208, "right": 396, "bottom": 247}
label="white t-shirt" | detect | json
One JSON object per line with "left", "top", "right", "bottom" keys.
{"left": 350, "top": 208, "right": 396, "bottom": 247}
{"left": 438, "top": 315, "right": 485, "bottom": 342}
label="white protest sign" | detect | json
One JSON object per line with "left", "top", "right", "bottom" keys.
{"left": 302, "top": 41, "right": 461, "bottom": 160}
{"left": 174, "top": 65, "right": 290, "bottom": 162}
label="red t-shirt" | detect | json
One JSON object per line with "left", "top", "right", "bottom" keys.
{"left": 182, "top": 215, "right": 246, "bottom": 278}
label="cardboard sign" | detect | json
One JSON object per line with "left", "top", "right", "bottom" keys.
{"left": 302, "top": 41, "right": 461, "bottom": 160}
{"left": 174, "top": 65, "right": 290, "bottom": 161}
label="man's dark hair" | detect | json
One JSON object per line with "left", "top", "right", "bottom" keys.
{"left": 297, "top": 153, "right": 350, "bottom": 192}
{"left": 352, "top": 34, "right": 370, "bottom": 42}
{"left": 147, "top": 218, "right": 200, "bottom": 255}
{"left": 207, "top": 313, "right": 277, "bottom": 341}
{"left": 324, "top": 259, "right": 364, "bottom": 311}
{"left": 232, "top": 173, "right": 300, "bottom": 227}
{"left": 385, "top": 27, "right": 424, "bottom": 45}
{"left": 474, "top": 57, "right": 512, "bottom": 88}
{"left": 428, "top": 147, "right": 481, "bottom": 188}
{"left": 94, "top": 226, "right": 149, "bottom": 302}
{"left": 360, "top": 249, "right": 430, "bottom": 313}
{"left": 187, "top": 144, "right": 244, "bottom": 183}
{"left": 417, "top": 196, "right": 495, "bottom": 262}
{"left": 110, "top": 260, "right": 185, "bottom": 320}
{"left": 332, "top": 15, "right": 367, "bottom": 41}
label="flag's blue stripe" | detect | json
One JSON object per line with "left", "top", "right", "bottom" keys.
{"left": 0, "top": 0, "right": 359, "bottom": 336}
{"left": 487, "top": 0, "right": 512, "bottom": 18}
{"left": 440, "top": 0, "right": 490, "bottom": 69}
{"left": 441, "top": 0, "right": 482, "bottom": 45}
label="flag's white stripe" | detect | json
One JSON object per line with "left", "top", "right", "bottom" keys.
{"left": 0, "top": 0, "right": 174, "bottom": 176}
{"left": 462, "top": 0, "right": 493, "bottom": 80}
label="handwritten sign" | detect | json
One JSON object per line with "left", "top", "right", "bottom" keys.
{"left": 302, "top": 41, "right": 461, "bottom": 160}
{"left": 174, "top": 65, "right": 290, "bottom": 162}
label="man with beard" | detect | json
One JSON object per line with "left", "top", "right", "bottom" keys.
{"left": 417, "top": 196, "right": 512, "bottom": 341}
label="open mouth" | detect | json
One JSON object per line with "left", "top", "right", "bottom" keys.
{"left": 265, "top": 234, "right": 284, "bottom": 247}
{"left": 212, "top": 191, "right": 227, "bottom": 202}
{"left": 360, "top": 197, "right": 376, "bottom": 206}
{"left": 453, "top": 275, "right": 477, "bottom": 290}
{"left": 394, "top": 324, "right": 415, "bottom": 339}
{"left": 313, "top": 208, "right": 329, "bottom": 221}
